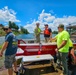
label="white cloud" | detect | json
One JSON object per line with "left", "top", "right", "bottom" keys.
{"left": 24, "top": 9, "right": 76, "bottom": 33}
{"left": 38, "top": 10, "right": 55, "bottom": 22}
{"left": 49, "top": 10, "right": 54, "bottom": 14}
{"left": 24, "top": 19, "right": 37, "bottom": 32}
{"left": 0, "top": 6, "right": 20, "bottom": 22}
{"left": 53, "top": 16, "right": 76, "bottom": 27}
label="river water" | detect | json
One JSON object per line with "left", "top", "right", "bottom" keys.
{"left": 0, "top": 36, "right": 5, "bottom": 45}
{"left": 0, "top": 33, "right": 56, "bottom": 45}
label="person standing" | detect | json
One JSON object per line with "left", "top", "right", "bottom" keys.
{"left": 44, "top": 24, "right": 52, "bottom": 43}
{"left": 0, "top": 26, "right": 18, "bottom": 75}
{"left": 50, "top": 24, "right": 70, "bottom": 75}
{"left": 34, "top": 22, "right": 41, "bottom": 43}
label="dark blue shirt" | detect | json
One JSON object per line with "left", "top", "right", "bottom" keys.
{"left": 5, "top": 32, "right": 18, "bottom": 56}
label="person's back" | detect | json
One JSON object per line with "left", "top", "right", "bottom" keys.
{"left": 5, "top": 32, "right": 18, "bottom": 55}
{"left": 56, "top": 30, "right": 70, "bottom": 52}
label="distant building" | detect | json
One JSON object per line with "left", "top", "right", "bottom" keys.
{"left": 66, "top": 25, "right": 76, "bottom": 42}
{"left": 66, "top": 25, "right": 76, "bottom": 34}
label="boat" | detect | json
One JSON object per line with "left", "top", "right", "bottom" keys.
{"left": 16, "top": 40, "right": 76, "bottom": 56}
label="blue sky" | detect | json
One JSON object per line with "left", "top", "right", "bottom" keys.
{"left": 0, "top": 0, "right": 76, "bottom": 32}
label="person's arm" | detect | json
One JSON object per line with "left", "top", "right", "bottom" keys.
{"left": 55, "top": 40, "right": 67, "bottom": 52}
{"left": 58, "top": 40, "right": 67, "bottom": 49}
{"left": 50, "top": 32, "right": 52, "bottom": 38}
{"left": 49, "top": 34, "right": 58, "bottom": 42}
{"left": 34, "top": 28, "right": 37, "bottom": 37}
{"left": 49, "top": 37, "right": 57, "bottom": 42}
{"left": 49, "top": 28, "right": 52, "bottom": 38}
{"left": 34, "top": 28, "right": 36, "bottom": 34}
{"left": 40, "top": 30, "right": 44, "bottom": 34}
{"left": 0, "top": 42, "right": 8, "bottom": 56}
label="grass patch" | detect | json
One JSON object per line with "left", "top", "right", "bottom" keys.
{"left": 0, "top": 44, "right": 4, "bottom": 68}
{"left": 0, "top": 56, "right": 4, "bottom": 68}
{"left": 0, "top": 44, "right": 2, "bottom": 49}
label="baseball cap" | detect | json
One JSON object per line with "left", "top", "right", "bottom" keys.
{"left": 44, "top": 24, "right": 48, "bottom": 26}
{"left": 58, "top": 24, "right": 64, "bottom": 28}
{"left": 36, "top": 22, "right": 40, "bottom": 25}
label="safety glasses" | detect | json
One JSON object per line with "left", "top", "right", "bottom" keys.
{"left": 3, "top": 28, "right": 8, "bottom": 31}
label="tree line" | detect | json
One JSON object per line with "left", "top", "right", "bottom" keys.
{"left": 8, "top": 21, "right": 29, "bottom": 34}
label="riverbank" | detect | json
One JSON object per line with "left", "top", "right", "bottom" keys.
{"left": 0, "top": 45, "right": 2, "bottom": 49}
{"left": 0, "top": 30, "right": 22, "bottom": 37}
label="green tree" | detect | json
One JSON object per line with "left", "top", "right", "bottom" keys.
{"left": 8, "top": 21, "right": 19, "bottom": 30}
{"left": 16, "top": 25, "right": 19, "bottom": 30}
{"left": 52, "top": 31, "right": 58, "bottom": 34}
{"left": 12, "top": 22, "right": 17, "bottom": 29}
{"left": 9, "top": 21, "right": 13, "bottom": 28}
{"left": 0, "top": 24, "right": 3, "bottom": 27}
{"left": 20, "top": 26, "right": 29, "bottom": 34}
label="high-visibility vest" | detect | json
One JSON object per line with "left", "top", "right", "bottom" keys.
{"left": 38, "top": 28, "right": 41, "bottom": 33}
{"left": 44, "top": 29, "right": 50, "bottom": 35}
{"left": 34, "top": 28, "right": 41, "bottom": 35}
